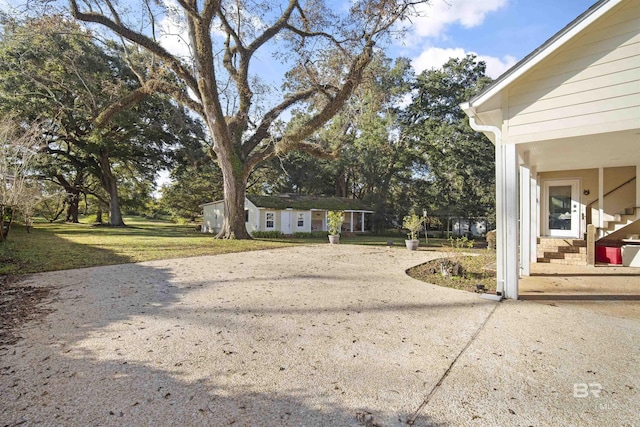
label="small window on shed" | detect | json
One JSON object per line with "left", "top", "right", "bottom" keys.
{"left": 297, "top": 212, "right": 304, "bottom": 227}
{"left": 245, "top": 209, "right": 249, "bottom": 223}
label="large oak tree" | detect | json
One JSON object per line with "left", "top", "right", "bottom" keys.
{"left": 68, "top": 0, "right": 430, "bottom": 238}
{"left": 0, "top": 17, "right": 203, "bottom": 225}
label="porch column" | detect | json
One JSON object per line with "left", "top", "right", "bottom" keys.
{"left": 636, "top": 165, "right": 640, "bottom": 208}
{"left": 361, "top": 212, "right": 365, "bottom": 232}
{"left": 530, "top": 166, "right": 539, "bottom": 263}
{"left": 496, "top": 142, "right": 519, "bottom": 299}
{"left": 350, "top": 212, "right": 354, "bottom": 232}
{"left": 324, "top": 211, "right": 328, "bottom": 232}
{"left": 599, "top": 167, "right": 604, "bottom": 228}
{"left": 519, "top": 151, "right": 531, "bottom": 276}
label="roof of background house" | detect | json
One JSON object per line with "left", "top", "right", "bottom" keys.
{"left": 246, "top": 194, "right": 374, "bottom": 211}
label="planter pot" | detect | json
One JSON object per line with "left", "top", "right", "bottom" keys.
{"left": 328, "top": 235, "right": 340, "bottom": 244}
{"left": 405, "top": 239, "right": 419, "bottom": 251}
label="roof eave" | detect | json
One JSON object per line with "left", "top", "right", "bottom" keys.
{"left": 464, "top": 0, "right": 619, "bottom": 112}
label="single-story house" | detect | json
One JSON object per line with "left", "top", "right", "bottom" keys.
{"left": 201, "top": 194, "right": 374, "bottom": 235}
{"left": 461, "top": 0, "right": 640, "bottom": 299}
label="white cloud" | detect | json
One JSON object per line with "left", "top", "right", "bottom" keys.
{"left": 409, "top": 0, "right": 508, "bottom": 39}
{"left": 411, "top": 47, "right": 517, "bottom": 79}
{"left": 478, "top": 53, "right": 517, "bottom": 79}
{"left": 157, "top": 0, "right": 192, "bottom": 59}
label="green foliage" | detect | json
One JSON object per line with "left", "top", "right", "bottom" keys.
{"left": 292, "top": 231, "right": 329, "bottom": 239}
{"left": 405, "top": 54, "right": 495, "bottom": 220}
{"left": 402, "top": 212, "right": 424, "bottom": 240}
{"left": 327, "top": 211, "right": 344, "bottom": 236}
{"left": 160, "top": 160, "right": 223, "bottom": 219}
{"left": 251, "top": 230, "right": 284, "bottom": 238}
{"left": 0, "top": 16, "right": 205, "bottom": 226}
{"left": 447, "top": 235, "right": 475, "bottom": 250}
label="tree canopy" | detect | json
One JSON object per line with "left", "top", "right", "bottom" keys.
{"left": 0, "top": 16, "right": 205, "bottom": 225}
{"left": 404, "top": 54, "right": 495, "bottom": 221}
{"left": 67, "top": 0, "right": 432, "bottom": 238}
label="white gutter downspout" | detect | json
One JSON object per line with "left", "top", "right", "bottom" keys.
{"left": 468, "top": 115, "right": 505, "bottom": 300}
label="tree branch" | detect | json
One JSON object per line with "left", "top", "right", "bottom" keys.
{"left": 277, "top": 41, "right": 375, "bottom": 153}
{"left": 242, "top": 87, "right": 318, "bottom": 158}
{"left": 69, "top": 0, "right": 200, "bottom": 97}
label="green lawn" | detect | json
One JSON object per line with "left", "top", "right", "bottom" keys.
{"left": 0, "top": 217, "right": 454, "bottom": 275}
{"left": 0, "top": 217, "right": 293, "bottom": 275}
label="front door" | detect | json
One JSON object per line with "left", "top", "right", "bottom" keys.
{"left": 543, "top": 179, "right": 580, "bottom": 238}
{"left": 281, "top": 210, "right": 292, "bottom": 235}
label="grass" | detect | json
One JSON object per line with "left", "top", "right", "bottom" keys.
{"left": 0, "top": 216, "right": 292, "bottom": 275}
{"left": 0, "top": 216, "right": 489, "bottom": 281}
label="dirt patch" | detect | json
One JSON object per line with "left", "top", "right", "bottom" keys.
{"left": 0, "top": 275, "right": 53, "bottom": 350}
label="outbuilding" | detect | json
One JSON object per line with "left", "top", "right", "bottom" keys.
{"left": 201, "top": 194, "right": 374, "bottom": 235}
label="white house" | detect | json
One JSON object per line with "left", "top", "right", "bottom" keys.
{"left": 201, "top": 194, "right": 374, "bottom": 235}
{"left": 461, "top": 0, "right": 640, "bottom": 299}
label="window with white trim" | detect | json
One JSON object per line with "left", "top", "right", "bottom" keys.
{"left": 265, "top": 211, "right": 275, "bottom": 229}
{"left": 297, "top": 212, "right": 304, "bottom": 227}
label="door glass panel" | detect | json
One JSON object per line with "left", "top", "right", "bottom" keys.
{"left": 548, "top": 185, "right": 572, "bottom": 231}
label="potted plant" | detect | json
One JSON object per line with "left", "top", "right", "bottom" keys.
{"left": 327, "top": 211, "right": 344, "bottom": 244}
{"left": 403, "top": 212, "right": 424, "bottom": 251}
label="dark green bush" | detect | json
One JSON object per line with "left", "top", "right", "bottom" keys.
{"left": 251, "top": 230, "right": 285, "bottom": 238}
{"left": 293, "top": 231, "right": 329, "bottom": 238}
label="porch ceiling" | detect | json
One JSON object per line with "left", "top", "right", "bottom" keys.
{"left": 520, "top": 129, "right": 640, "bottom": 172}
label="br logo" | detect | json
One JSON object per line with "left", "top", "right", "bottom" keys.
{"left": 573, "top": 383, "right": 602, "bottom": 398}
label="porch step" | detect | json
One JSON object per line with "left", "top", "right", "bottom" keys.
{"left": 536, "top": 238, "right": 587, "bottom": 266}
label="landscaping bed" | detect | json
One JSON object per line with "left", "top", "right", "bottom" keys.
{"left": 407, "top": 250, "right": 497, "bottom": 293}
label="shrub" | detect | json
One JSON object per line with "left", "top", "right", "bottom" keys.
{"left": 327, "top": 211, "right": 344, "bottom": 235}
{"left": 173, "top": 217, "right": 189, "bottom": 225}
{"left": 251, "top": 230, "right": 284, "bottom": 238}
{"left": 439, "top": 235, "right": 475, "bottom": 277}
{"left": 293, "top": 231, "right": 329, "bottom": 238}
{"left": 402, "top": 212, "right": 424, "bottom": 240}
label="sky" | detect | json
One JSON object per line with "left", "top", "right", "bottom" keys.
{"left": 392, "top": 0, "right": 598, "bottom": 78}
{"left": 0, "top": 0, "right": 598, "bottom": 79}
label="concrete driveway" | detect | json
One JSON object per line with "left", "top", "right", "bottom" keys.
{"left": 1, "top": 245, "right": 638, "bottom": 426}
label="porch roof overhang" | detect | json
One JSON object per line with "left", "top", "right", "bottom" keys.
{"left": 518, "top": 129, "right": 640, "bottom": 172}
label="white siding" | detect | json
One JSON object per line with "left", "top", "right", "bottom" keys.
{"left": 202, "top": 201, "right": 224, "bottom": 233}
{"left": 293, "top": 211, "right": 312, "bottom": 233}
{"left": 506, "top": 0, "right": 640, "bottom": 143}
{"left": 245, "top": 200, "right": 260, "bottom": 234}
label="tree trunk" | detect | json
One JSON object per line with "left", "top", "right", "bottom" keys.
{"left": 335, "top": 169, "right": 347, "bottom": 198}
{"left": 216, "top": 154, "right": 251, "bottom": 239}
{"left": 50, "top": 204, "right": 65, "bottom": 222}
{"left": 65, "top": 192, "right": 80, "bottom": 223}
{"left": 105, "top": 176, "right": 124, "bottom": 226}
{"left": 1, "top": 205, "right": 13, "bottom": 241}
{"left": 95, "top": 207, "right": 103, "bottom": 224}
{"left": 99, "top": 151, "right": 125, "bottom": 227}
